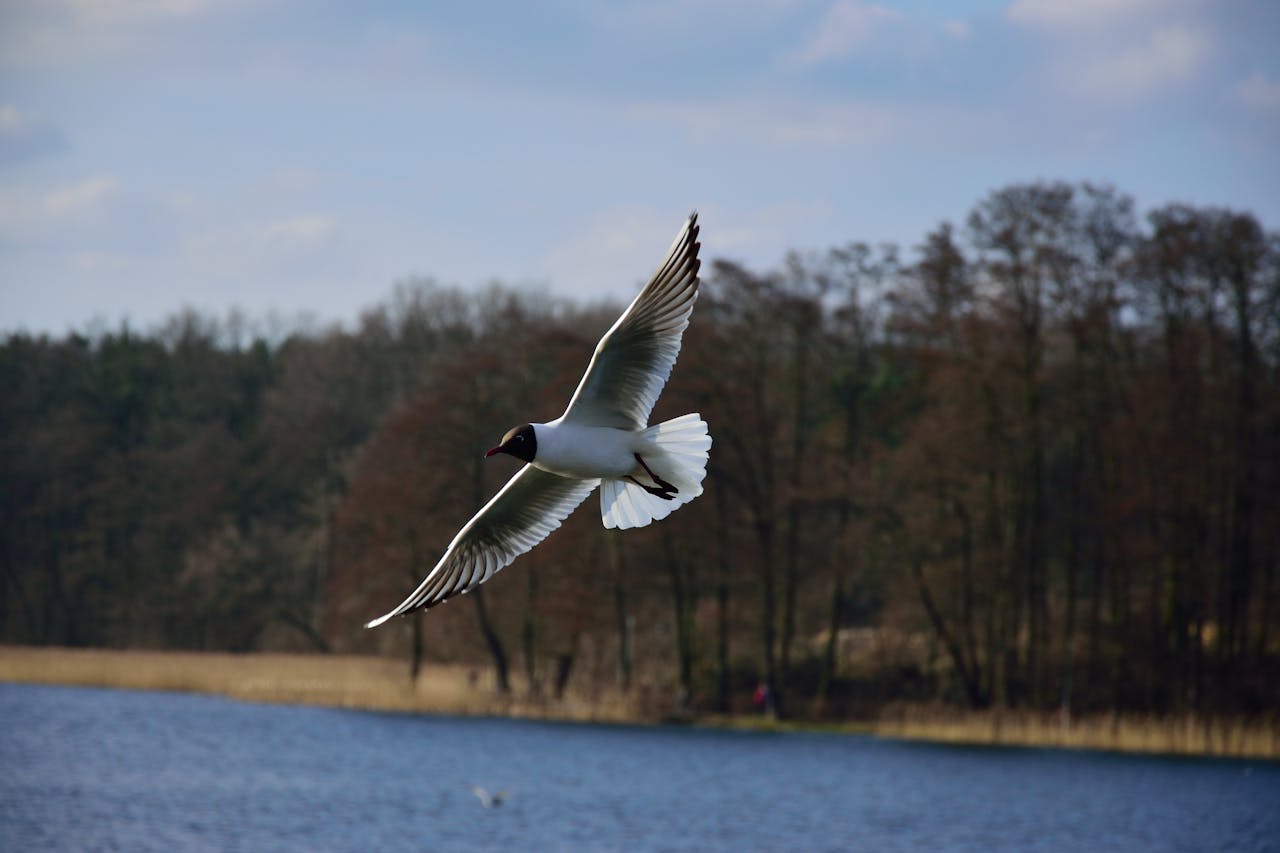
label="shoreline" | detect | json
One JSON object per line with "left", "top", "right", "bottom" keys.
{"left": 3, "top": 646, "right": 1276, "bottom": 760}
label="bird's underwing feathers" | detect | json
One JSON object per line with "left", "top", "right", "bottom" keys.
{"left": 560, "top": 213, "right": 701, "bottom": 429}
{"left": 365, "top": 466, "right": 599, "bottom": 625}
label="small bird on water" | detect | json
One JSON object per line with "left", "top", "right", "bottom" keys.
{"left": 366, "top": 213, "right": 711, "bottom": 627}
{"left": 469, "top": 784, "right": 509, "bottom": 809}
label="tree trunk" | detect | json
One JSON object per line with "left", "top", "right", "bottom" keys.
{"left": 522, "top": 568, "right": 538, "bottom": 696}
{"left": 471, "top": 587, "right": 510, "bottom": 693}
{"left": 780, "top": 308, "right": 811, "bottom": 686}
{"left": 609, "top": 531, "right": 632, "bottom": 691}
{"left": 471, "top": 449, "right": 510, "bottom": 692}
{"left": 816, "top": 572, "right": 842, "bottom": 706}
{"left": 663, "top": 531, "right": 694, "bottom": 700}
{"left": 756, "top": 518, "right": 781, "bottom": 717}
{"left": 714, "top": 486, "right": 731, "bottom": 712}
{"left": 410, "top": 612, "right": 424, "bottom": 681}
{"left": 912, "top": 559, "right": 987, "bottom": 708}
{"left": 1225, "top": 257, "right": 1258, "bottom": 711}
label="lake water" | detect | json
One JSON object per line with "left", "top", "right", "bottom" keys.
{"left": 1, "top": 683, "right": 1276, "bottom": 852}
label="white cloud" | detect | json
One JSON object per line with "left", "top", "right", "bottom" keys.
{"left": 0, "top": 106, "right": 26, "bottom": 133}
{"left": 263, "top": 167, "right": 324, "bottom": 194}
{"left": 0, "top": 175, "right": 119, "bottom": 232}
{"left": 625, "top": 93, "right": 1007, "bottom": 156}
{"left": 181, "top": 213, "right": 340, "bottom": 269}
{"left": 627, "top": 97, "right": 901, "bottom": 150}
{"left": 539, "top": 207, "right": 680, "bottom": 300}
{"left": 1070, "top": 25, "right": 1209, "bottom": 100}
{"left": 263, "top": 215, "right": 337, "bottom": 249}
{"left": 537, "top": 201, "right": 838, "bottom": 303}
{"left": 1005, "top": 0, "right": 1165, "bottom": 32}
{"left": 0, "top": 0, "right": 257, "bottom": 68}
{"left": 1230, "top": 71, "right": 1280, "bottom": 115}
{"left": 791, "top": 0, "right": 902, "bottom": 66}
{"left": 62, "top": 0, "right": 216, "bottom": 24}
{"left": 701, "top": 200, "right": 833, "bottom": 255}
{"left": 582, "top": 0, "right": 803, "bottom": 33}
{"left": 0, "top": 176, "right": 122, "bottom": 249}
{"left": 1004, "top": 0, "right": 1216, "bottom": 104}
{"left": 42, "top": 176, "right": 120, "bottom": 217}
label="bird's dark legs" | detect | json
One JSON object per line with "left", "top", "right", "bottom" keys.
{"left": 634, "top": 454, "right": 676, "bottom": 491}
{"left": 626, "top": 475, "right": 676, "bottom": 500}
{"left": 629, "top": 454, "right": 677, "bottom": 500}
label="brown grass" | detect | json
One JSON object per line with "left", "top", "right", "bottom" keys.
{"left": 3, "top": 647, "right": 1276, "bottom": 759}
{"left": 876, "top": 704, "right": 1280, "bottom": 760}
{"left": 0, "top": 645, "right": 638, "bottom": 723}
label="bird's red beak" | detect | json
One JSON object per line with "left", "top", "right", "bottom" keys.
{"left": 484, "top": 445, "right": 503, "bottom": 458}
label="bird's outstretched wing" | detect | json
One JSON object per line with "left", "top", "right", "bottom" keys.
{"left": 560, "top": 213, "right": 701, "bottom": 429}
{"left": 365, "top": 467, "right": 599, "bottom": 627}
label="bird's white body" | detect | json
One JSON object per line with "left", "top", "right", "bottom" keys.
{"left": 530, "top": 419, "right": 638, "bottom": 480}
{"left": 529, "top": 414, "right": 710, "bottom": 531}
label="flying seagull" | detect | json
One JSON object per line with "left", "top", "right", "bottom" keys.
{"left": 366, "top": 213, "right": 711, "bottom": 627}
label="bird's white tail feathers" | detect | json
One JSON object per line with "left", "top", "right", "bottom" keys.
{"left": 600, "top": 413, "right": 711, "bottom": 530}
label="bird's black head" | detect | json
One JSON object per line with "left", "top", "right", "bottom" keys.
{"left": 485, "top": 423, "right": 537, "bottom": 463}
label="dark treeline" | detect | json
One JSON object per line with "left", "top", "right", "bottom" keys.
{"left": 3, "top": 182, "right": 1277, "bottom": 718}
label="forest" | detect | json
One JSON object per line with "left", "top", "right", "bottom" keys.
{"left": 3, "top": 181, "right": 1277, "bottom": 720}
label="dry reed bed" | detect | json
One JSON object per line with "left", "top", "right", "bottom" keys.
{"left": 0, "top": 646, "right": 636, "bottom": 723}
{"left": 876, "top": 706, "right": 1280, "bottom": 759}
{"left": 3, "top": 647, "right": 1276, "bottom": 759}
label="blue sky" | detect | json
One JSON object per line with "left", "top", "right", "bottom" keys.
{"left": 2, "top": 0, "right": 1278, "bottom": 334}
